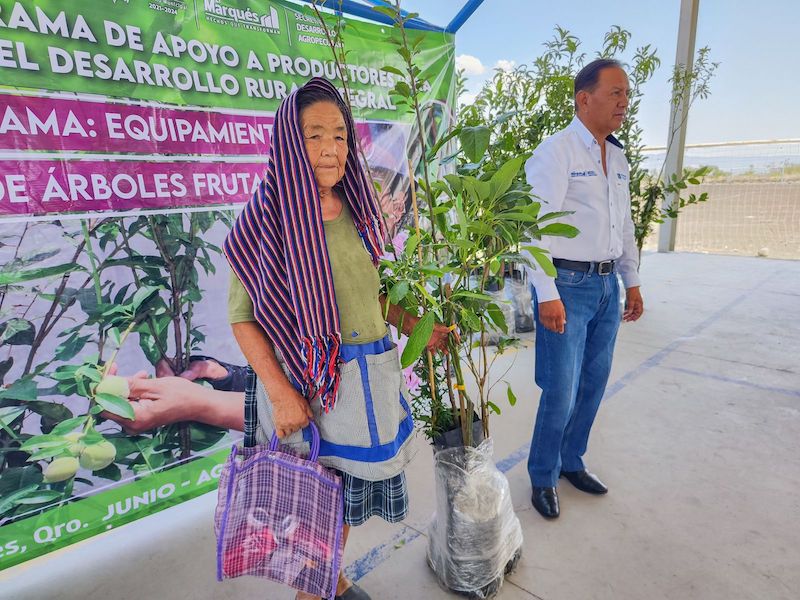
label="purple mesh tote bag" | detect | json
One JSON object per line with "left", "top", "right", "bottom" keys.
{"left": 215, "top": 422, "right": 344, "bottom": 599}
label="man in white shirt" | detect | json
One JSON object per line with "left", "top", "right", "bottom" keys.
{"left": 524, "top": 59, "right": 644, "bottom": 519}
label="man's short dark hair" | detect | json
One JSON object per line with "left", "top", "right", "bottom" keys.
{"left": 574, "top": 58, "right": 623, "bottom": 98}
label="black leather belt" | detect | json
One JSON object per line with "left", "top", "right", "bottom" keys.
{"left": 553, "top": 258, "right": 616, "bottom": 275}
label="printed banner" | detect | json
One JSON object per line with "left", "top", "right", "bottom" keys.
{"left": 0, "top": 94, "right": 276, "bottom": 155}
{"left": 0, "top": 0, "right": 455, "bottom": 570}
{"left": 0, "top": 0, "right": 454, "bottom": 116}
{"left": 0, "top": 159, "right": 264, "bottom": 213}
{"left": 0, "top": 447, "right": 230, "bottom": 567}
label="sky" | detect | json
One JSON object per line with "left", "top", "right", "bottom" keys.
{"left": 398, "top": 0, "right": 800, "bottom": 147}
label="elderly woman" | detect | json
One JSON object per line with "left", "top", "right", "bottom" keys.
{"left": 223, "top": 78, "right": 449, "bottom": 600}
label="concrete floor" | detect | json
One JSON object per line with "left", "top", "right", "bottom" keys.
{"left": 3, "top": 252, "right": 799, "bottom": 600}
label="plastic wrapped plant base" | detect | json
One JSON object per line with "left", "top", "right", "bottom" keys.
{"left": 426, "top": 438, "right": 523, "bottom": 599}
{"left": 505, "top": 276, "right": 535, "bottom": 333}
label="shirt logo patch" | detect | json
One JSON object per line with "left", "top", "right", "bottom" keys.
{"left": 616, "top": 173, "right": 628, "bottom": 181}
{"left": 570, "top": 170, "right": 598, "bottom": 177}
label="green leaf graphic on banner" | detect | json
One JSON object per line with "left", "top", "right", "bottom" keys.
{"left": 94, "top": 393, "right": 135, "bottom": 420}
{"left": 0, "top": 264, "right": 85, "bottom": 285}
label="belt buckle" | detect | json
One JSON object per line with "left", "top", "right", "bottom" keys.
{"left": 597, "top": 261, "right": 613, "bottom": 275}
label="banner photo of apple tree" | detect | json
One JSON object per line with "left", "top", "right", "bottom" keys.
{"left": 0, "top": 0, "right": 455, "bottom": 569}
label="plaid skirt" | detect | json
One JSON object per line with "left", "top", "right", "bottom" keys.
{"left": 244, "top": 367, "right": 409, "bottom": 527}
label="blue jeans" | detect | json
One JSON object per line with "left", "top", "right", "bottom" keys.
{"left": 527, "top": 268, "right": 621, "bottom": 487}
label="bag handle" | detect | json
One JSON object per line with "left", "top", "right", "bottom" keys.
{"left": 269, "top": 421, "right": 321, "bottom": 462}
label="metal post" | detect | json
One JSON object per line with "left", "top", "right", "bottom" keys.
{"left": 658, "top": 0, "right": 700, "bottom": 252}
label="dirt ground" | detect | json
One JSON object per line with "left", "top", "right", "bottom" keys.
{"left": 643, "top": 181, "right": 800, "bottom": 260}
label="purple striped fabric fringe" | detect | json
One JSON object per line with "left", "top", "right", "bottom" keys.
{"left": 224, "top": 77, "right": 387, "bottom": 412}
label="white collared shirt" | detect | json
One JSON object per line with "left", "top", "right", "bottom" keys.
{"left": 523, "top": 116, "right": 641, "bottom": 302}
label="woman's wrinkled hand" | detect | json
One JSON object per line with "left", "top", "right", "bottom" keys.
{"left": 427, "top": 323, "right": 459, "bottom": 353}
{"left": 270, "top": 382, "right": 314, "bottom": 440}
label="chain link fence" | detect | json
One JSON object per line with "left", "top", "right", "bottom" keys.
{"left": 641, "top": 140, "right": 800, "bottom": 259}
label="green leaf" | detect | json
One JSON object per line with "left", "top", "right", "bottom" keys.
{"left": 499, "top": 212, "right": 538, "bottom": 222}
{"left": 0, "top": 263, "right": 84, "bottom": 285}
{"left": 25, "top": 401, "right": 72, "bottom": 419}
{"left": 413, "top": 282, "right": 438, "bottom": 306}
{"left": 458, "top": 126, "right": 491, "bottom": 163}
{"left": 397, "top": 46, "right": 412, "bottom": 64}
{"left": 51, "top": 416, "right": 88, "bottom": 436}
{"left": 76, "top": 364, "right": 103, "bottom": 384}
{"left": 538, "top": 223, "right": 580, "bottom": 238}
{"left": 490, "top": 156, "right": 526, "bottom": 200}
{"left": 81, "top": 429, "right": 105, "bottom": 445}
{"left": 0, "top": 484, "right": 40, "bottom": 514}
{"left": 14, "top": 489, "right": 63, "bottom": 505}
{"left": 487, "top": 401, "right": 501, "bottom": 415}
{"left": 50, "top": 365, "right": 80, "bottom": 381}
{"left": 443, "top": 173, "right": 463, "bottom": 194}
{"left": 0, "top": 406, "right": 25, "bottom": 428}
{"left": 108, "top": 435, "right": 139, "bottom": 458}
{"left": 0, "top": 466, "right": 43, "bottom": 496}
{"left": 451, "top": 290, "right": 493, "bottom": 302}
{"left": 6, "top": 249, "right": 59, "bottom": 269}
{"left": 189, "top": 423, "right": 227, "bottom": 452}
{"left": 131, "top": 285, "right": 161, "bottom": 311}
{"left": 420, "top": 264, "right": 445, "bottom": 277}
{"left": 94, "top": 393, "right": 135, "bottom": 420}
{"left": 0, "top": 378, "right": 38, "bottom": 401}
{"left": 428, "top": 127, "right": 462, "bottom": 160}
{"left": 54, "top": 334, "right": 90, "bottom": 362}
{"left": 400, "top": 312, "right": 434, "bottom": 368}
{"left": 381, "top": 65, "right": 405, "bottom": 77}
{"left": 93, "top": 462, "right": 121, "bottom": 481}
{"left": 392, "top": 81, "right": 412, "bottom": 99}
{"left": 103, "top": 255, "right": 167, "bottom": 270}
{"left": 468, "top": 221, "right": 495, "bottom": 237}
{"left": 371, "top": 4, "right": 399, "bottom": 20}
{"left": 0, "top": 318, "right": 35, "bottom": 346}
{"left": 487, "top": 302, "right": 508, "bottom": 333}
{"left": 536, "top": 210, "right": 573, "bottom": 223}
{"left": 76, "top": 288, "right": 99, "bottom": 314}
{"left": 523, "top": 246, "right": 557, "bottom": 277}
{"left": 459, "top": 307, "right": 482, "bottom": 332}
{"left": 0, "top": 357, "right": 12, "bottom": 382}
{"left": 388, "top": 281, "right": 410, "bottom": 305}
{"left": 507, "top": 383, "right": 517, "bottom": 406}
{"left": 19, "top": 434, "right": 67, "bottom": 451}
{"left": 25, "top": 444, "right": 71, "bottom": 461}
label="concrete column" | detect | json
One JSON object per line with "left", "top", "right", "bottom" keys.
{"left": 658, "top": 0, "right": 700, "bottom": 252}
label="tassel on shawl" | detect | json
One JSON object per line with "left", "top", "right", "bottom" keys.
{"left": 302, "top": 333, "right": 342, "bottom": 413}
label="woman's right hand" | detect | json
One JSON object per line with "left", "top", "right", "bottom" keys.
{"left": 270, "top": 382, "right": 314, "bottom": 439}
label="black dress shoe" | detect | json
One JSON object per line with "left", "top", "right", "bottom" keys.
{"left": 531, "top": 486, "right": 559, "bottom": 519}
{"left": 560, "top": 469, "right": 608, "bottom": 495}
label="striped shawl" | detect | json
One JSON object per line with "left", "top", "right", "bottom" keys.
{"left": 223, "top": 77, "right": 387, "bottom": 412}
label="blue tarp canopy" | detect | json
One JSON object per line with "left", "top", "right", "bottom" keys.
{"left": 294, "top": 0, "right": 484, "bottom": 33}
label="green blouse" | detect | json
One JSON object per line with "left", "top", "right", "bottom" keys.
{"left": 227, "top": 203, "right": 387, "bottom": 344}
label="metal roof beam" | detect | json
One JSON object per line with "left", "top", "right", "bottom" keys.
{"left": 446, "top": 0, "right": 485, "bottom": 33}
